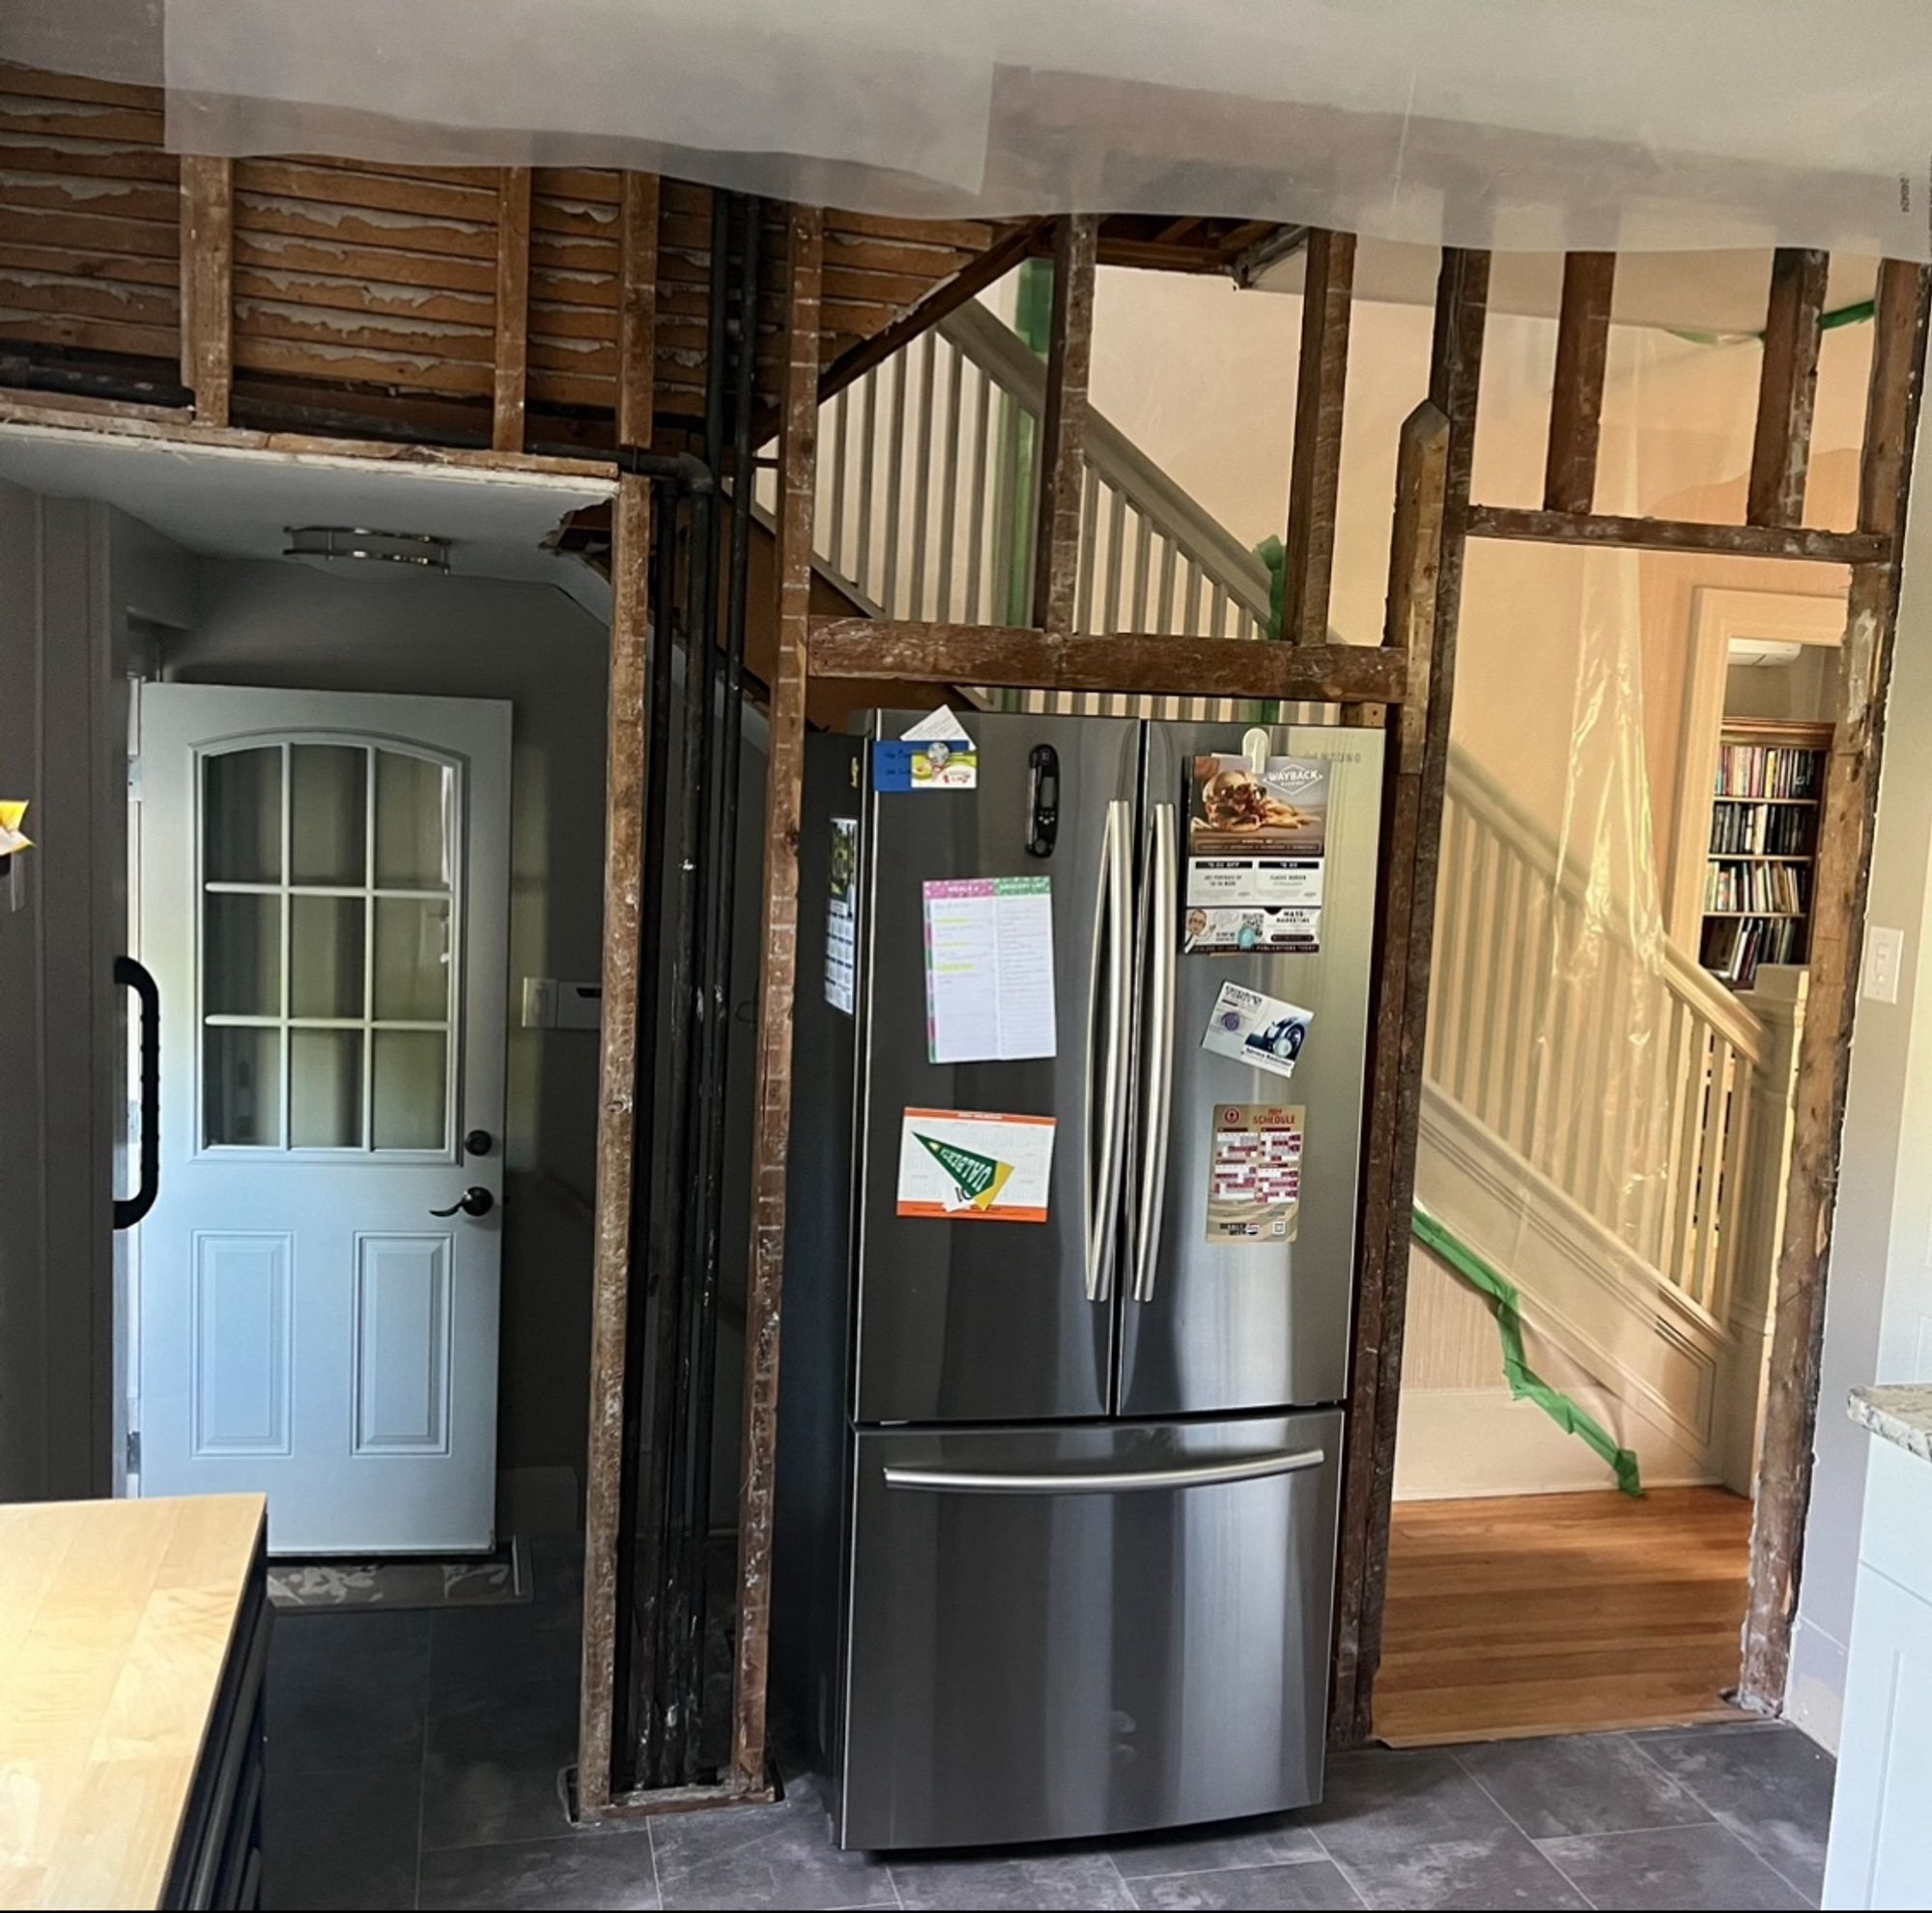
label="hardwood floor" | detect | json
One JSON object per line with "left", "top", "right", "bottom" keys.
{"left": 1373, "top": 1485, "right": 1754, "bottom": 1747}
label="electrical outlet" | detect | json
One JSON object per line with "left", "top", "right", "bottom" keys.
{"left": 1863, "top": 925, "right": 1905, "bottom": 1005}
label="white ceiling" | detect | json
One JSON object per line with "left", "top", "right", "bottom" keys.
{"left": 0, "top": 426, "right": 615, "bottom": 617}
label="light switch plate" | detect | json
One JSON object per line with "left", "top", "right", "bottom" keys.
{"left": 521, "top": 976, "right": 558, "bottom": 1029}
{"left": 1863, "top": 926, "right": 1905, "bottom": 1005}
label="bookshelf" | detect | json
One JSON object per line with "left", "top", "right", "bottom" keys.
{"left": 1699, "top": 718, "right": 1831, "bottom": 989}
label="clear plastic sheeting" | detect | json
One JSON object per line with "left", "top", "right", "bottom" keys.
{"left": 1406, "top": 306, "right": 1855, "bottom": 1487}
{"left": 6, "top": 0, "right": 1932, "bottom": 258}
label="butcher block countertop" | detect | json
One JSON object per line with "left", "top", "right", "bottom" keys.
{"left": 0, "top": 1495, "right": 267, "bottom": 1910}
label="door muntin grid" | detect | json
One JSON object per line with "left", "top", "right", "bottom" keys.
{"left": 196, "top": 735, "right": 462, "bottom": 1159}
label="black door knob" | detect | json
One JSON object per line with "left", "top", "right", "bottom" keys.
{"left": 430, "top": 1185, "right": 495, "bottom": 1218}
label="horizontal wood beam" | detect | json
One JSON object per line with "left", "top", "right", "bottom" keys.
{"left": 1467, "top": 502, "right": 1886, "bottom": 566}
{"left": 808, "top": 618, "right": 1407, "bottom": 704}
{"left": 0, "top": 393, "right": 618, "bottom": 482}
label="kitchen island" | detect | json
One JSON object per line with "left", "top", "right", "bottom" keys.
{"left": 0, "top": 1495, "right": 268, "bottom": 1909}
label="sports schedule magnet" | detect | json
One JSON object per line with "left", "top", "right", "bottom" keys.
{"left": 895, "top": 1108, "right": 1055, "bottom": 1223}
{"left": 1205, "top": 1103, "right": 1303, "bottom": 1243}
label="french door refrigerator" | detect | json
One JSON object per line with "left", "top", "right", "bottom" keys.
{"left": 774, "top": 711, "right": 1384, "bottom": 1851}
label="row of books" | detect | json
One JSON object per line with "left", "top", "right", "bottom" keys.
{"left": 1706, "top": 860, "right": 1806, "bottom": 915}
{"left": 1709, "top": 801, "right": 1814, "bottom": 857}
{"left": 1715, "top": 742, "right": 1821, "bottom": 800}
{"left": 1700, "top": 914, "right": 1803, "bottom": 988}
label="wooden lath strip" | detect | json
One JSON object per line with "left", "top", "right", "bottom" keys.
{"left": 1747, "top": 248, "right": 1830, "bottom": 528}
{"left": 1543, "top": 251, "right": 1615, "bottom": 515}
{"left": 180, "top": 157, "right": 233, "bottom": 425}
{"left": 808, "top": 619, "right": 1405, "bottom": 704}
{"left": 1740, "top": 256, "right": 1932, "bottom": 1711}
{"left": 577, "top": 174, "right": 659, "bottom": 1817}
{"left": 732, "top": 202, "right": 824, "bottom": 1798}
{"left": 1031, "top": 214, "right": 1098, "bottom": 641}
{"left": 491, "top": 168, "right": 531, "bottom": 452}
{"left": 1282, "top": 228, "right": 1356, "bottom": 645}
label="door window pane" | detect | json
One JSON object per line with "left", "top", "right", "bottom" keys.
{"left": 375, "top": 751, "right": 453, "bottom": 889}
{"left": 290, "top": 744, "right": 367, "bottom": 885}
{"left": 205, "top": 892, "right": 283, "bottom": 1015}
{"left": 374, "top": 897, "right": 451, "bottom": 1022}
{"left": 291, "top": 896, "right": 366, "bottom": 1018}
{"left": 372, "top": 1030, "right": 447, "bottom": 1151}
{"left": 206, "top": 1026, "right": 282, "bottom": 1146}
{"left": 290, "top": 1028, "right": 364, "bottom": 1148}
{"left": 204, "top": 748, "right": 282, "bottom": 882}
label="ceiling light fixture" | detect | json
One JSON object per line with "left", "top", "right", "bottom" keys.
{"left": 283, "top": 526, "right": 452, "bottom": 572}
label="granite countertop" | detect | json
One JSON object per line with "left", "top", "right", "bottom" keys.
{"left": 1849, "top": 1385, "right": 1932, "bottom": 1462}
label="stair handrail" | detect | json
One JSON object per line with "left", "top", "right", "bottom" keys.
{"left": 935, "top": 299, "right": 1275, "bottom": 626}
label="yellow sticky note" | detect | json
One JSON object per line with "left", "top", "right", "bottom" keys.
{"left": 0, "top": 799, "right": 30, "bottom": 854}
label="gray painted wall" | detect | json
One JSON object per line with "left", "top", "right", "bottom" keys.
{"left": 1788, "top": 400, "right": 1932, "bottom": 1750}
{"left": 0, "top": 491, "right": 192, "bottom": 1499}
{"left": 163, "top": 557, "right": 611, "bottom": 1503}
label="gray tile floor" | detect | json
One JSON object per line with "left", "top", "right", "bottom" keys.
{"left": 264, "top": 1538, "right": 1833, "bottom": 1911}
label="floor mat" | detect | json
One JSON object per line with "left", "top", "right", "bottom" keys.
{"left": 269, "top": 1535, "right": 531, "bottom": 1611}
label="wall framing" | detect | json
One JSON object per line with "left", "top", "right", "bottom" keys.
{"left": 5, "top": 76, "right": 1929, "bottom": 1786}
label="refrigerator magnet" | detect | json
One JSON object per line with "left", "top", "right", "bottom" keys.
{"left": 922, "top": 876, "right": 1056, "bottom": 1063}
{"left": 1183, "top": 750, "right": 1327, "bottom": 951}
{"left": 1206, "top": 1103, "right": 1303, "bottom": 1243}
{"left": 895, "top": 1108, "right": 1055, "bottom": 1222}
{"left": 1201, "top": 981, "right": 1312, "bottom": 1080}
{"left": 825, "top": 817, "right": 859, "bottom": 1015}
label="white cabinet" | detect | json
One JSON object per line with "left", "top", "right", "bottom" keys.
{"left": 1823, "top": 1438, "right": 1932, "bottom": 1909}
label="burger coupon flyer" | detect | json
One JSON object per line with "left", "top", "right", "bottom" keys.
{"left": 1183, "top": 754, "right": 1328, "bottom": 953}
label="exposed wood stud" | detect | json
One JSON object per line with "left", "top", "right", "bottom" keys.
{"left": 577, "top": 469, "right": 652, "bottom": 1817}
{"left": 576, "top": 171, "right": 660, "bottom": 1819}
{"left": 1332, "top": 248, "right": 1490, "bottom": 1752}
{"left": 732, "top": 203, "right": 824, "bottom": 1797}
{"left": 179, "top": 157, "right": 234, "bottom": 425}
{"left": 1543, "top": 251, "right": 1615, "bottom": 514}
{"left": 1747, "top": 248, "right": 1831, "bottom": 528}
{"left": 490, "top": 167, "right": 532, "bottom": 453}
{"left": 616, "top": 173, "right": 662, "bottom": 450}
{"left": 1030, "top": 214, "right": 1099, "bottom": 643}
{"left": 1283, "top": 228, "right": 1356, "bottom": 645}
{"left": 1467, "top": 503, "right": 1886, "bottom": 565}
{"left": 807, "top": 619, "right": 1406, "bottom": 705}
{"left": 1741, "top": 257, "right": 1932, "bottom": 1711}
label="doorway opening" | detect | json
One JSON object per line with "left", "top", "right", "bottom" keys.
{"left": 0, "top": 423, "right": 617, "bottom": 1568}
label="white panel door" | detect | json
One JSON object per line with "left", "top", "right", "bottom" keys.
{"left": 137, "top": 684, "right": 511, "bottom": 1554}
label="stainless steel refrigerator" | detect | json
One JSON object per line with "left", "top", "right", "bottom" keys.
{"left": 774, "top": 712, "right": 1384, "bottom": 1851}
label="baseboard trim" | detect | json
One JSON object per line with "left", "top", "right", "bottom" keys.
{"left": 1394, "top": 1386, "right": 1717, "bottom": 1501}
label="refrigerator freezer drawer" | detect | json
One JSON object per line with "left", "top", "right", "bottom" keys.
{"left": 838, "top": 1412, "right": 1343, "bottom": 1851}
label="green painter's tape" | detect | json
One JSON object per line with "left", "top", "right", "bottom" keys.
{"left": 1411, "top": 1202, "right": 1643, "bottom": 1499}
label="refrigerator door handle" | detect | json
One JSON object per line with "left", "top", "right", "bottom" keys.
{"left": 883, "top": 1447, "right": 1326, "bottom": 1496}
{"left": 1130, "top": 800, "right": 1179, "bottom": 1302}
{"left": 1084, "top": 797, "right": 1133, "bottom": 1303}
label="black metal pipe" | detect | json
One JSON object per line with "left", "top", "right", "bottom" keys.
{"left": 612, "top": 480, "right": 684, "bottom": 1791}
{"left": 680, "top": 192, "right": 763, "bottom": 1778}
{"left": 647, "top": 188, "right": 736, "bottom": 1788}
{"left": 616, "top": 447, "right": 717, "bottom": 491}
